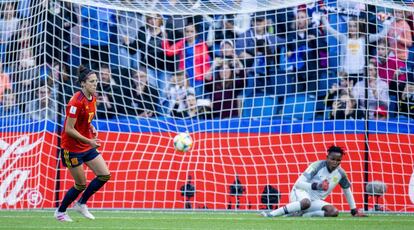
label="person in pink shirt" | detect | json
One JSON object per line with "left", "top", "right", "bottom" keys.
{"left": 387, "top": 9, "right": 413, "bottom": 61}
{"left": 375, "top": 39, "right": 406, "bottom": 95}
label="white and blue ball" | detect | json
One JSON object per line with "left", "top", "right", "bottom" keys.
{"left": 173, "top": 133, "right": 193, "bottom": 152}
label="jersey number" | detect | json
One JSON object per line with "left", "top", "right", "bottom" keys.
{"left": 88, "top": 112, "right": 94, "bottom": 123}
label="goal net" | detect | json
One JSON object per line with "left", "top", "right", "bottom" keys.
{"left": 1, "top": 0, "right": 414, "bottom": 212}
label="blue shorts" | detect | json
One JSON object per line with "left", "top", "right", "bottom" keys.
{"left": 61, "top": 148, "right": 100, "bottom": 168}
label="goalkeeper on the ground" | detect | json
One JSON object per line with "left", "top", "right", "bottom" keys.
{"left": 261, "top": 145, "right": 366, "bottom": 217}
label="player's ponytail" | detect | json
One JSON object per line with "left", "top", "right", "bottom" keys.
{"left": 77, "top": 65, "right": 94, "bottom": 84}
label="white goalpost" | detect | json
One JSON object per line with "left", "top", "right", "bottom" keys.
{"left": 1, "top": 0, "right": 414, "bottom": 212}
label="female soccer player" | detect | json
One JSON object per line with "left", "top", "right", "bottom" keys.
{"left": 261, "top": 145, "right": 366, "bottom": 218}
{"left": 54, "top": 65, "right": 111, "bottom": 222}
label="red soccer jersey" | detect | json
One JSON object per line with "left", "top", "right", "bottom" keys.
{"left": 61, "top": 91, "right": 97, "bottom": 153}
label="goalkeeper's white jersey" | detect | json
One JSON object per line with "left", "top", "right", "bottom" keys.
{"left": 294, "top": 160, "right": 350, "bottom": 201}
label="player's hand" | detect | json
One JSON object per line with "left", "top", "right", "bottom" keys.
{"left": 89, "top": 138, "right": 101, "bottom": 148}
{"left": 312, "top": 179, "right": 329, "bottom": 191}
{"left": 351, "top": 209, "right": 367, "bottom": 217}
{"left": 319, "top": 179, "right": 329, "bottom": 191}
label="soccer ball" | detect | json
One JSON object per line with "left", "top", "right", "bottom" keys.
{"left": 173, "top": 133, "right": 193, "bottom": 152}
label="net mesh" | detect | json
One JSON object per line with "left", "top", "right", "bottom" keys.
{"left": 0, "top": 0, "right": 414, "bottom": 212}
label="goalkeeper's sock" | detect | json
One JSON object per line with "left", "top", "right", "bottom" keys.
{"left": 78, "top": 175, "right": 110, "bottom": 204}
{"left": 269, "top": 201, "right": 301, "bottom": 217}
{"left": 303, "top": 210, "right": 325, "bottom": 217}
{"left": 58, "top": 185, "right": 85, "bottom": 212}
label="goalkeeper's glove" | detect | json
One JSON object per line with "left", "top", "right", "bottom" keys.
{"left": 311, "top": 179, "right": 329, "bottom": 191}
{"left": 351, "top": 209, "right": 367, "bottom": 217}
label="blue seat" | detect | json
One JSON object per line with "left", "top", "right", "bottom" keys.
{"left": 281, "top": 93, "right": 316, "bottom": 121}
{"left": 242, "top": 96, "right": 277, "bottom": 118}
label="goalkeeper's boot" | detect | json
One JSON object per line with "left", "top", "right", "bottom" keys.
{"left": 74, "top": 202, "right": 95, "bottom": 220}
{"left": 260, "top": 211, "right": 273, "bottom": 217}
{"left": 54, "top": 209, "right": 73, "bottom": 222}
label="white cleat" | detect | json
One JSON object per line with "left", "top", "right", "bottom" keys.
{"left": 74, "top": 202, "right": 95, "bottom": 220}
{"left": 260, "top": 211, "right": 273, "bottom": 217}
{"left": 54, "top": 209, "right": 73, "bottom": 222}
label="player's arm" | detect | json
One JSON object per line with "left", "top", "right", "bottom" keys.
{"left": 65, "top": 117, "right": 100, "bottom": 148}
{"left": 295, "top": 162, "right": 329, "bottom": 191}
{"left": 90, "top": 124, "right": 98, "bottom": 138}
{"left": 343, "top": 187, "right": 366, "bottom": 217}
{"left": 296, "top": 175, "right": 329, "bottom": 191}
{"left": 339, "top": 171, "right": 367, "bottom": 217}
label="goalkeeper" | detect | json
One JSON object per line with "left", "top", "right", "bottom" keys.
{"left": 261, "top": 145, "right": 366, "bottom": 217}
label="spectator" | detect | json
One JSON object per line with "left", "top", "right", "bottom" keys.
{"left": 387, "top": 9, "right": 412, "bottom": 61}
{"left": 162, "top": 0, "right": 187, "bottom": 43}
{"left": 0, "top": 62, "right": 10, "bottom": 102}
{"left": 217, "top": 39, "right": 244, "bottom": 69}
{"left": 325, "top": 72, "right": 354, "bottom": 109}
{"left": 170, "top": 91, "right": 198, "bottom": 118}
{"left": 116, "top": 5, "right": 142, "bottom": 69}
{"left": 130, "top": 13, "right": 171, "bottom": 111}
{"left": 80, "top": 5, "right": 117, "bottom": 67}
{"left": 11, "top": 48, "right": 39, "bottom": 112}
{"left": 405, "top": 5, "right": 414, "bottom": 71}
{"left": 0, "top": 2, "right": 19, "bottom": 43}
{"left": 131, "top": 69, "right": 160, "bottom": 118}
{"left": 236, "top": 12, "right": 285, "bottom": 97}
{"left": 205, "top": 61, "right": 245, "bottom": 118}
{"left": 95, "top": 64, "right": 125, "bottom": 119}
{"left": 352, "top": 63, "right": 389, "bottom": 119}
{"left": 375, "top": 39, "right": 406, "bottom": 95}
{"left": 48, "top": 62, "right": 78, "bottom": 105}
{"left": 399, "top": 73, "right": 414, "bottom": 119}
{"left": 212, "top": 14, "right": 238, "bottom": 56}
{"left": 164, "top": 12, "right": 187, "bottom": 75}
{"left": 206, "top": 39, "right": 244, "bottom": 82}
{"left": 0, "top": 88, "right": 22, "bottom": 118}
{"left": 321, "top": 14, "right": 393, "bottom": 81}
{"left": 5, "top": 20, "right": 36, "bottom": 69}
{"left": 45, "top": 0, "right": 78, "bottom": 64}
{"left": 282, "top": 9, "right": 319, "bottom": 94}
{"left": 329, "top": 92, "right": 364, "bottom": 120}
{"left": 167, "top": 71, "right": 194, "bottom": 116}
{"left": 25, "top": 82, "right": 57, "bottom": 121}
{"left": 163, "top": 20, "right": 211, "bottom": 99}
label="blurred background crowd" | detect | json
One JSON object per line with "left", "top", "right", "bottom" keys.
{"left": 0, "top": 0, "right": 414, "bottom": 122}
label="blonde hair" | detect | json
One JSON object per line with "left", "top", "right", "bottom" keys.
{"left": 145, "top": 13, "right": 163, "bottom": 27}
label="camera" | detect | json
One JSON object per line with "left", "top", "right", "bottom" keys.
{"left": 337, "top": 101, "right": 346, "bottom": 109}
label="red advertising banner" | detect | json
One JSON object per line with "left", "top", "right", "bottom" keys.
{"left": 1, "top": 132, "right": 414, "bottom": 211}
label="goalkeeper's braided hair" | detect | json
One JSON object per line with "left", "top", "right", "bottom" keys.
{"left": 327, "top": 145, "right": 345, "bottom": 156}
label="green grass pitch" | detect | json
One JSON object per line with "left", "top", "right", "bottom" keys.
{"left": 1, "top": 210, "right": 414, "bottom": 229}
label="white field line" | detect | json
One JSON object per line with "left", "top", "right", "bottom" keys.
{"left": 1, "top": 215, "right": 414, "bottom": 222}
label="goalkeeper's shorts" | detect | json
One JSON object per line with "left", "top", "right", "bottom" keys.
{"left": 290, "top": 187, "right": 331, "bottom": 212}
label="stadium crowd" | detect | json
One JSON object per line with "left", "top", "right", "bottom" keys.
{"left": 0, "top": 0, "right": 414, "bottom": 121}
